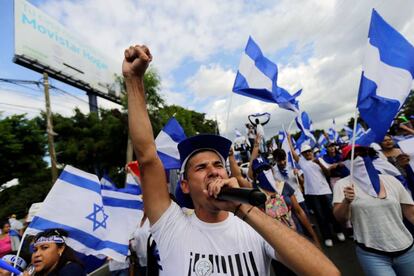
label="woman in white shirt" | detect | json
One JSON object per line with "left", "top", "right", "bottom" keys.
{"left": 333, "top": 145, "right": 414, "bottom": 276}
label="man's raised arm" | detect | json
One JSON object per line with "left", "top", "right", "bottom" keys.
{"left": 123, "top": 45, "right": 170, "bottom": 224}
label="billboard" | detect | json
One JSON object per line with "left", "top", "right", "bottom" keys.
{"left": 14, "top": 0, "right": 121, "bottom": 103}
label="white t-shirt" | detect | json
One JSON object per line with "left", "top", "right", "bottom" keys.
{"left": 272, "top": 166, "right": 305, "bottom": 203}
{"left": 151, "top": 202, "right": 275, "bottom": 276}
{"left": 333, "top": 175, "right": 414, "bottom": 252}
{"left": 132, "top": 219, "right": 150, "bottom": 267}
{"left": 298, "top": 157, "right": 332, "bottom": 195}
{"left": 9, "top": 218, "right": 23, "bottom": 231}
{"left": 256, "top": 124, "right": 265, "bottom": 138}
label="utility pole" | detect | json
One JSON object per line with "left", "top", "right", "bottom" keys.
{"left": 43, "top": 73, "right": 58, "bottom": 184}
{"left": 126, "top": 135, "right": 133, "bottom": 164}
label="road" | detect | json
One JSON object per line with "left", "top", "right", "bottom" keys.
{"left": 324, "top": 238, "right": 364, "bottom": 276}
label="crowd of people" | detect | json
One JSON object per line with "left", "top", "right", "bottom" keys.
{"left": 1, "top": 44, "right": 413, "bottom": 276}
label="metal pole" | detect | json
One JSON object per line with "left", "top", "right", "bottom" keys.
{"left": 349, "top": 108, "right": 359, "bottom": 188}
{"left": 43, "top": 73, "right": 58, "bottom": 184}
{"left": 87, "top": 92, "right": 98, "bottom": 113}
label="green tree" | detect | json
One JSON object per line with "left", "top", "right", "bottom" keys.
{"left": 0, "top": 114, "right": 48, "bottom": 184}
{"left": 50, "top": 108, "right": 128, "bottom": 185}
{"left": 0, "top": 114, "right": 50, "bottom": 218}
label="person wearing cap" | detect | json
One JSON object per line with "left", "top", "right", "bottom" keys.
{"left": 333, "top": 145, "right": 414, "bottom": 276}
{"left": 30, "top": 229, "right": 86, "bottom": 275}
{"left": 286, "top": 136, "right": 345, "bottom": 248}
{"left": 0, "top": 254, "right": 28, "bottom": 275}
{"left": 123, "top": 44, "right": 339, "bottom": 276}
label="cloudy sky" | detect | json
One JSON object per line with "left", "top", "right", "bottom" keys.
{"left": 1, "top": 0, "right": 414, "bottom": 139}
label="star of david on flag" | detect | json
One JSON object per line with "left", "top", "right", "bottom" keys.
{"left": 86, "top": 204, "right": 109, "bottom": 231}
{"left": 26, "top": 165, "right": 143, "bottom": 262}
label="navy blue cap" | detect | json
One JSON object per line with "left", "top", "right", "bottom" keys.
{"left": 251, "top": 156, "right": 271, "bottom": 173}
{"left": 178, "top": 134, "right": 232, "bottom": 174}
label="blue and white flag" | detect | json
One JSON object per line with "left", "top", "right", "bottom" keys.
{"left": 124, "top": 173, "right": 142, "bottom": 195}
{"left": 232, "top": 36, "right": 301, "bottom": 112}
{"left": 357, "top": 9, "right": 414, "bottom": 143}
{"left": 155, "top": 118, "right": 187, "bottom": 170}
{"left": 279, "top": 130, "right": 295, "bottom": 169}
{"left": 345, "top": 156, "right": 380, "bottom": 197}
{"left": 344, "top": 123, "right": 366, "bottom": 140}
{"left": 318, "top": 134, "right": 328, "bottom": 146}
{"left": 100, "top": 174, "right": 116, "bottom": 190}
{"left": 327, "top": 119, "right": 339, "bottom": 143}
{"left": 26, "top": 166, "right": 143, "bottom": 262}
{"left": 295, "top": 111, "right": 317, "bottom": 144}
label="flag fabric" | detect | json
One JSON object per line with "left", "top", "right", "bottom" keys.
{"left": 271, "top": 138, "right": 278, "bottom": 151}
{"left": 344, "top": 123, "right": 367, "bottom": 141}
{"left": 357, "top": 9, "right": 414, "bottom": 143}
{"left": 155, "top": 118, "right": 187, "bottom": 170}
{"left": 328, "top": 119, "right": 339, "bottom": 143}
{"left": 345, "top": 156, "right": 381, "bottom": 197}
{"left": 279, "top": 130, "right": 295, "bottom": 169}
{"left": 121, "top": 173, "right": 141, "bottom": 195}
{"left": 100, "top": 174, "right": 116, "bottom": 190}
{"left": 295, "top": 111, "right": 317, "bottom": 144}
{"left": 318, "top": 134, "right": 328, "bottom": 146}
{"left": 355, "top": 128, "right": 377, "bottom": 146}
{"left": 232, "top": 36, "right": 301, "bottom": 112}
{"left": 26, "top": 166, "right": 143, "bottom": 262}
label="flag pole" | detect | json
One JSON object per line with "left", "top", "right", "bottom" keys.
{"left": 349, "top": 107, "right": 359, "bottom": 188}
{"left": 12, "top": 230, "right": 29, "bottom": 274}
{"left": 224, "top": 92, "right": 234, "bottom": 138}
{"left": 287, "top": 117, "right": 296, "bottom": 133}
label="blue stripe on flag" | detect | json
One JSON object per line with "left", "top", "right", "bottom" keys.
{"left": 369, "top": 9, "right": 414, "bottom": 75}
{"left": 120, "top": 186, "right": 142, "bottom": 195}
{"left": 102, "top": 196, "right": 143, "bottom": 210}
{"left": 30, "top": 216, "right": 128, "bottom": 256}
{"left": 245, "top": 37, "right": 278, "bottom": 84}
{"left": 233, "top": 73, "right": 276, "bottom": 103}
{"left": 163, "top": 118, "right": 187, "bottom": 143}
{"left": 59, "top": 170, "right": 101, "bottom": 194}
{"left": 157, "top": 151, "right": 181, "bottom": 170}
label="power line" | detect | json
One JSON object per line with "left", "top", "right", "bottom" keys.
{"left": 0, "top": 102, "right": 41, "bottom": 111}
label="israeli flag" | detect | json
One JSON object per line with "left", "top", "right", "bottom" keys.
{"left": 233, "top": 36, "right": 301, "bottom": 112}
{"left": 357, "top": 9, "right": 414, "bottom": 142}
{"left": 26, "top": 166, "right": 143, "bottom": 262}
{"left": 100, "top": 174, "right": 116, "bottom": 190}
{"left": 124, "top": 173, "right": 142, "bottom": 195}
{"left": 155, "top": 118, "right": 187, "bottom": 170}
{"left": 295, "top": 111, "right": 316, "bottom": 144}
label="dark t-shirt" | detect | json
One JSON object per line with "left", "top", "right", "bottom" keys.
{"left": 48, "top": 262, "right": 86, "bottom": 276}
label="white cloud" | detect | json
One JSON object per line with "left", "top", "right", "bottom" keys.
{"left": 4, "top": 0, "right": 413, "bottom": 139}
{"left": 186, "top": 64, "right": 235, "bottom": 99}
